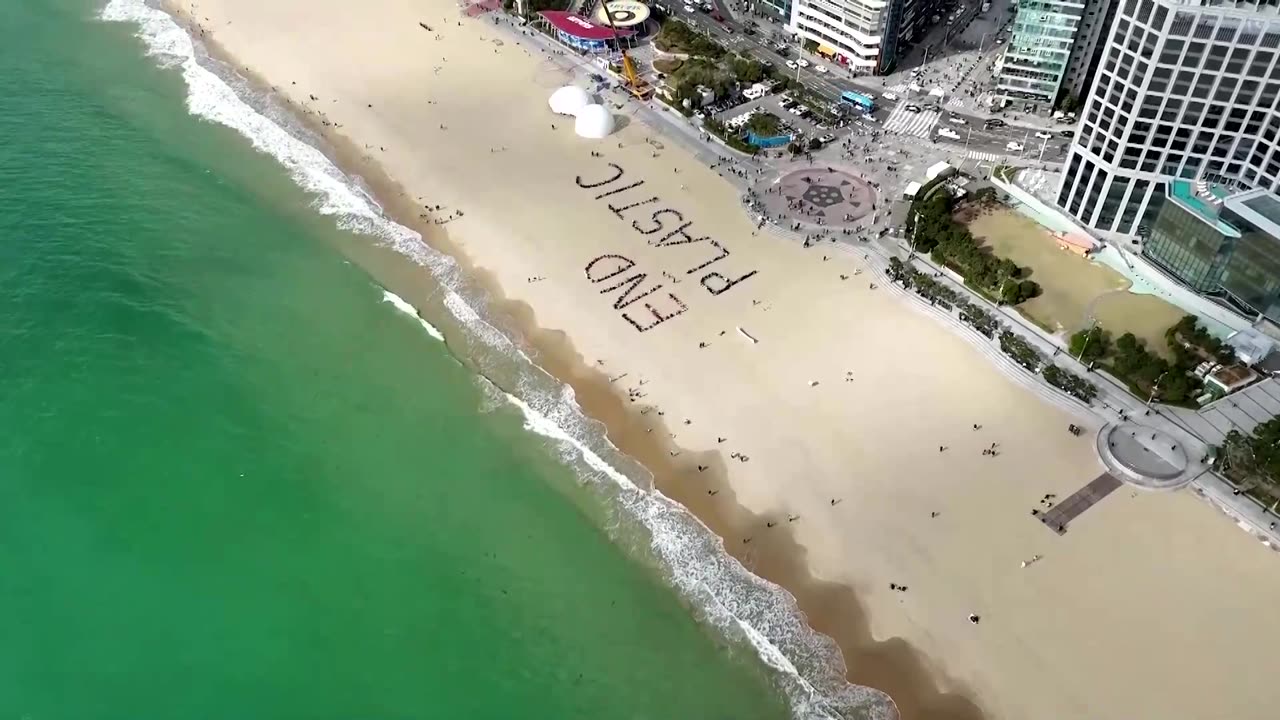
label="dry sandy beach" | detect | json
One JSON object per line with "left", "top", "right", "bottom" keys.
{"left": 161, "top": 0, "right": 1280, "bottom": 717}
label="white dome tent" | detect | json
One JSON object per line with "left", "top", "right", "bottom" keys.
{"left": 574, "top": 104, "right": 615, "bottom": 139}
{"left": 548, "top": 85, "right": 590, "bottom": 116}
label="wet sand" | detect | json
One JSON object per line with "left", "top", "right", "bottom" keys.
{"left": 158, "top": 2, "right": 1280, "bottom": 719}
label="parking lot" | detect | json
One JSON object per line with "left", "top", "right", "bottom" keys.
{"left": 712, "top": 92, "right": 833, "bottom": 144}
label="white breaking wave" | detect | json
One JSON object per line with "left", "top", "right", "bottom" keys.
{"left": 381, "top": 290, "right": 445, "bottom": 341}
{"left": 101, "top": 2, "right": 894, "bottom": 718}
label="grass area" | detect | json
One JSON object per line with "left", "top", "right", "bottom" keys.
{"left": 654, "top": 20, "right": 725, "bottom": 58}
{"left": 1091, "top": 291, "right": 1186, "bottom": 357}
{"left": 653, "top": 57, "right": 684, "bottom": 74}
{"left": 965, "top": 206, "right": 1184, "bottom": 347}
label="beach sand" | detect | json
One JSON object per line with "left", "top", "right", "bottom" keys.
{"left": 161, "top": 1, "right": 1280, "bottom": 717}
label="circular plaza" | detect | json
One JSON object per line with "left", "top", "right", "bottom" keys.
{"left": 753, "top": 167, "right": 878, "bottom": 231}
{"left": 1096, "top": 422, "right": 1195, "bottom": 490}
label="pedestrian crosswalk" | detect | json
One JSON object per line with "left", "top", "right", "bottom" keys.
{"left": 882, "top": 103, "right": 941, "bottom": 139}
{"left": 946, "top": 97, "right": 966, "bottom": 110}
{"left": 966, "top": 150, "right": 1006, "bottom": 162}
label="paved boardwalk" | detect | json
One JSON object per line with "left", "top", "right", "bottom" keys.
{"left": 1039, "top": 473, "right": 1123, "bottom": 535}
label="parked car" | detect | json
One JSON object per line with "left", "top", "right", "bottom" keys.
{"left": 1006, "top": 141, "right": 1025, "bottom": 151}
{"left": 937, "top": 127, "right": 960, "bottom": 139}
{"left": 797, "top": 58, "right": 810, "bottom": 68}
{"left": 1034, "top": 131, "right": 1053, "bottom": 139}
{"left": 683, "top": 3, "right": 695, "bottom": 11}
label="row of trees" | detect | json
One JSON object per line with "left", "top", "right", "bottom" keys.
{"left": 1043, "top": 364, "right": 1099, "bottom": 403}
{"left": 887, "top": 257, "right": 1096, "bottom": 402}
{"left": 1067, "top": 313, "right": 1228, "bottom": 406}
{"left": 999, "top": 331, "right": 1042, "bottom": 371}
{"left": 909, "top": 191, "right": 1041, "bottom": 305}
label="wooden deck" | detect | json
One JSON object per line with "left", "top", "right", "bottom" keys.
{"left": 1039, "top": 472, "right": 1122, "bottom": 535}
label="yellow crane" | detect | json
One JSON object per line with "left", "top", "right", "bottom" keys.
{"left": 596, "top": 2, "right": 651, "bottom": 99}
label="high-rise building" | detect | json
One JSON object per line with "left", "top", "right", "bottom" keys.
{"left": 1057, "top": 0, "right": 1280, "bottom": 236}
{"left": 996, "top": 0, "right": 1088, "bottom": 103}
{"left": 1060, "top": 0, "right": 1121, "bottom": 104}
{"left": 1145, "top": 180, "right": 1280, "bottom": 322}
{"left": 787, "top": 0, "right": 941, "bottom": 73}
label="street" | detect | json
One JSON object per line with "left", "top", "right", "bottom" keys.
{"left": 662, "top": 0, "right": 1075, "bottom": 161}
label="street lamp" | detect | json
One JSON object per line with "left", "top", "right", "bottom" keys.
{"left": 1075, "top": 319, "right": 1096, "bottom": 362}
{"left": 1148, "top": 371, "right": 1169, "bottom": 407}
{"left": 910, "top": 209, "right": 921, "bottom": 255}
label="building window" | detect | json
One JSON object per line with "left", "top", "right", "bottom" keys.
{"left": 1192, "top": 17, "right": 1216, "bottom": 40}
{"left": 1119, "top": 180, "right": 1150, "bottom": 232}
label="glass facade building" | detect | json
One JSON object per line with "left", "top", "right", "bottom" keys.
{"left": 997, "top": 0, "right": 1089, "bottom": 102}
{"left": 1057, "top": 0, "right": 1280, "bottom": 236}
{"left": 759, "top": 0, "right": 791, "bottom": 20}
{"left": 1145, "top": 181, "right": 1280, "bottom": 322}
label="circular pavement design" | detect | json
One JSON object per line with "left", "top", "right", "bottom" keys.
{"left": 1100, "top": 422, "right": 1189, "bottom": 484}
{"left": 757, "top": 167, "right": 877, "bottom": 230}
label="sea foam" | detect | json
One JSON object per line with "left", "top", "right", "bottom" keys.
{"left": 382, "top": 290, "right": 445, "bottom": 341}
{"left": 100, "top": 2, "right": 894, "bottom": 717}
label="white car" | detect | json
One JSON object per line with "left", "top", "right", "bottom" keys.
{"left": 797, "top": 58, "right": 810, "bottom": 68}
{"left": 948, "top": 116, "right": 967, "bottom": 125}
{"left": 883, "top": 92, "right": 899, "bottom": 101}
{"left": 937, "top": 127, "right": 960, "bottom": 139}
{"left": 785, "top": 60, "right": 798, "bottom": 69}
{"left": 1034, "top": 131, "right": 1053, "bottom": 139}
{"left": 684, "top": 3, "right": 695, "bottom": 11}
{"left": 1006, "top": 141, "right": 1025, "bottom": 152}
{"left": 815, "top": 65, "right": 828, "bottom": 74}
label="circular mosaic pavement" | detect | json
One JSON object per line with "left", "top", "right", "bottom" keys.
{"left": 759, "top": 167, "right": 877, "bottom": 229}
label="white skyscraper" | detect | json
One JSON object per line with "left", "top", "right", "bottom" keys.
{"left": 1057, "top": 0, "right": 1280, "bottom": 236}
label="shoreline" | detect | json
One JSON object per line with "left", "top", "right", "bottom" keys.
{"left": 146, "top": 3, "right": 981, "bottom": 716}
{"left": 109, "top": 2, "right": 1280, "bottom": 720}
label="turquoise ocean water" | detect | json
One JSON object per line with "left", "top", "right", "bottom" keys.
{"left": 1, "top": 1, "right": 890, "bottom": 718}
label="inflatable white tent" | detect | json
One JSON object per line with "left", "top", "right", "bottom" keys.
{"left": 574, "top": 104, "right": 615, "bottom": 139}
{"left": 548, "top": 85, "right": 590, "bottom": 116}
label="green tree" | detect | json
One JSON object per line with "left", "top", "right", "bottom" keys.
{"left": 745, "top": 112, "right": 781, "bottom": 136}
{"left": 1068, "top": 326, "right": 1111, "bottom": 363}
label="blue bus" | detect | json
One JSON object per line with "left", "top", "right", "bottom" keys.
{"left": 840, "top": 90, "right": 876, "bottom": 112}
